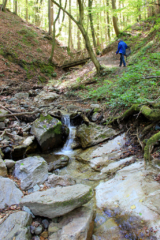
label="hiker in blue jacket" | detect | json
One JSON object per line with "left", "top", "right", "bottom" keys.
{"left": 116, "top": 39, "right": 128, "bottom": 67}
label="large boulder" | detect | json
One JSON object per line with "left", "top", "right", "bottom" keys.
{"left": 76, "top": 123, "right": 117, "bottom": 149}
{"left": 20, "top": 184, "right": 93, "bottom": 218}
{"left": 0, "top": 211, "right": 32, "bottom": 240}
{"left": 31, "top": 114, "right": 66, "bottom": 151}
{"left": 96, "top": 161, "right": 160, "bottom": 239}
{"left": 14, "top": 156, "right": 48, "bottom": 190}
{"left": 49, "top": 206, "right": 94, "bottom": 240}
{"left": 0, "top": 177, "right": 23, "bottom": 209}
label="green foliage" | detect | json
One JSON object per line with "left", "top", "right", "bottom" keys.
{"left": 37, "top": 48, "right": 42, "bottom": 53}
{"left": 38, "top": 75, "right": 46, "bottom": 83}
{"left": 40, "top": 66, "right": 54, "bottom": 74}
{"left": 18, "top": 27, "right": 39, "bottom": 46}
{"left": 80, "top": 51, "right": 160, "bottom": 108}
{"left": 18, "top": 27, "right": 38, "bottom": 38}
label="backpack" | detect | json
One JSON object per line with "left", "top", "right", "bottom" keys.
{"left": 125, "top": 46, "right": 131, "bottom": 61}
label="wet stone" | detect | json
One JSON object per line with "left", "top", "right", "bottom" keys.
{"left": 42, "top": 219, "right": 49, "bottom": 229}
{"left": 34, "top": 224, "right": 43, "bottom": 235}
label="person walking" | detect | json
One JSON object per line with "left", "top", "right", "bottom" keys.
{"left": 116, "top": 39, "right": 128, "bottom": 67}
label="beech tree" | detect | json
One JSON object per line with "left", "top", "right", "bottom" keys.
{"left": 51, "top": 0, "right": 102, "bottom": 74}
{"left": 2, "top": 0, "right": 8, "bottom": 11}
{"left": 112, "top": 0, "right": 121, "bottom": 37}
{"left": 49, "top": 1, "right": 61, "bottom": 62}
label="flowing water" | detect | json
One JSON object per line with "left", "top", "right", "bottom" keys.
{"left": 42, "top": 115, "right": 158, "bottom": 239}
{"left": 55, "top": 115, "right": 76, "bottom": 156}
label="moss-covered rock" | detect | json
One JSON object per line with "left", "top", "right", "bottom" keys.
{"left": 76, "top": 123, "right": 117, "bottom": 149}
{"left": 31, "top": 114, "right": 67, "bottom": 151}
{"left": 0, "top": 109, "right": 8, "bottom": 122}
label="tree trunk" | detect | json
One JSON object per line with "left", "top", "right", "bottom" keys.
{"left": 88, "top": 0, "right": 98, "bottom": 53}
{"left": 106, "top": 0, "right": 110, "bottom": 41}
{"left": 78, "top": 23, "right": 102, "bottom": 73}
{"left": 14, "top": 0, "right": 17, "bottom": 14}
{"left": 48, "top": 0, "right": 52, "bottom": 34}
{"left": 112, "top": 0, "right": 120, "bottom": 37}
{"left": 51, "top": 0, "right": 102, "bottom": 74}
{"left": 68, "top": 0, "right": 73, "bottom": 51}
{"left": 49, "top": 3, "right": 61, "bottom": 62}
{"left": 2, "top": 0, "right": 8, "bottom": 11}
{"left": 56, "top": 0, "right": 67, "bottom": 37}
{"left": 26, "top": 0, "right": 28, "bottom": 22}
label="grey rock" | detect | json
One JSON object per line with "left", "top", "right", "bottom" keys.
{"left": 31, "top": 115, "right": 64, "bottom": 151}
{"left": 76, "top": 123, "right": 117, "bottom": 149}
{"left": 0, "top": 177, "right": 23, "bottom": 209}
{"left": 90, "top": 104, "right": 100, "bottom": 109}
{"left": 35, "top": 225, "right": 43, "bottom": 235}
{"left": 14, "top": 156, "right": 48, "bottom": 190}
{"left": 32, "top": 237, "right": 40, "bottom": 240}
{"left": 46, "top": 174, "right": 76, "bottom": 187}
{"left": 0, "top": 122, "right": 5, "bottom": 128}
{"left": 34, "top": 91, "right": 59, "bottom": 103}
{"left": 22, "top": 206, "right": 35, "bottom": 218}
{"left": 60, "top": 206, "right": 94, "bottom": 240}
{"left": 0, "top": 108, "right": 8, "bottom": 122}
{"left": 4, "top": 159, "right": 15, "bottom": 169}
{"left": 48, "top": 206, "right": 94, "bottom": 240}
{"left": 42, "top": 219, "right": 49, "bottom": 229}
{"left": 20, "top": 184, "right": 93, "bottom": 218}
{"left": 15, "top": 92, "right": 29, "bottom": 99}
{"left": 91, "top": 112, "right": 99, "bottom": 122}
{"left": 30, "top": 225, "right": 36, "bottom": 234}
{"left": 0, "top": 211, "right": 32, "bottom": 240}
{"left": 7, "top": 97, "right": 17, "bottom": 103}
{"left": 0, "top": 158, "right": 7, "bottom": 176}
{"left": 48, "top": 156, "right": 69, "bottom": 172}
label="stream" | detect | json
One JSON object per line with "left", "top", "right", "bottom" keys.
{"left": 41, "top": 115, "right": 159, "bottom": 240}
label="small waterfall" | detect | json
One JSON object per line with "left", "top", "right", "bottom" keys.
{"left": 56, "top": 115, "right": 76, "bottom": 155}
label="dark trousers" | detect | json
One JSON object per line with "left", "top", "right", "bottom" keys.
{"left": 120, "top": 53, "right": 126, "bottom": 67}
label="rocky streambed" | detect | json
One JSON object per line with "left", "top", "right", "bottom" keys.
{"left": 0, "top": 87, "right": 160, "bottom": 240}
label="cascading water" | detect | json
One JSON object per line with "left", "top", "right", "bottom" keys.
{"left": 56, "top": 115, "right": 76, "bottom": 155}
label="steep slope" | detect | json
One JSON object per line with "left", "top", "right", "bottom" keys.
{"left": 0, "top": 9, "right": 74, "bottom": 94}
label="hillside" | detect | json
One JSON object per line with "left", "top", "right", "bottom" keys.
{"left": 0, "top": 9, "right": 77, "bottom": 94}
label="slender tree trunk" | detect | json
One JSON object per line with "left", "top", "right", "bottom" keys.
{"left": 2, "top": 0, "right": 8, "bottom": 11}
{"left": 112, "top": 0, "right": 120, "bottom": 37}
{"left": 26, "top": 0, "right": 28, "bottom": 22}
{"left": 49, "top": 3, "right": 61, "bottom": 62}
{"left": 56, "top": 0, "right": 67, "bottom": 37}
{"left": 48, "top": 0, "right": 52, "bottom": 34}
{"left": 157, "top": 0, "right": 160, "bottom": 13}
{"left": 77, "top": 0, "right": 81, "bottom": 50}
{"left": 68, "top": 0, "right": 73, "bottom": 51}
{"left": 51, "top": 0, "right": 102, "bottom": 74}
{"left": 14, "top": 0, "right": 17, "bottom": 14}
{"left": 107, "top": 0, "right": 110, "bottom": 41}
{"left": 78, "top": 23, "right": 102, "bottom": 73}
{"left": 88, "top": 0, "right": 98, "bottom": 53}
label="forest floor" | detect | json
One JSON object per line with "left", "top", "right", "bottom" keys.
{"left": 0, "top": 9, "right": 160, "bottom": 161}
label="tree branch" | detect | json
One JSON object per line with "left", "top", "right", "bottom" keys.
{"left": 51, "top": 0, "right": 78, "bottom": 25}
{"left": 0, "top": 110, "right": 42, "bottom": 118}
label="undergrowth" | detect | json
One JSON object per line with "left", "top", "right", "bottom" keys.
{"left": 77, "top": 15, "right": 160, "bottom": 109}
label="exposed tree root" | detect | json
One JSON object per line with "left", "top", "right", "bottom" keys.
{"left": 144, "top": 131, "right": 160, "bottom": 166}
{"left": 106, "top": 103, "right": 160, "bottom": 168}
{"left": 108, "top": 103, "right": 160, "bottom": 125}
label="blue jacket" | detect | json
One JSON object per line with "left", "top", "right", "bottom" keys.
{"left": 116, "top": 40, "right": 128, "bottom": 55}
